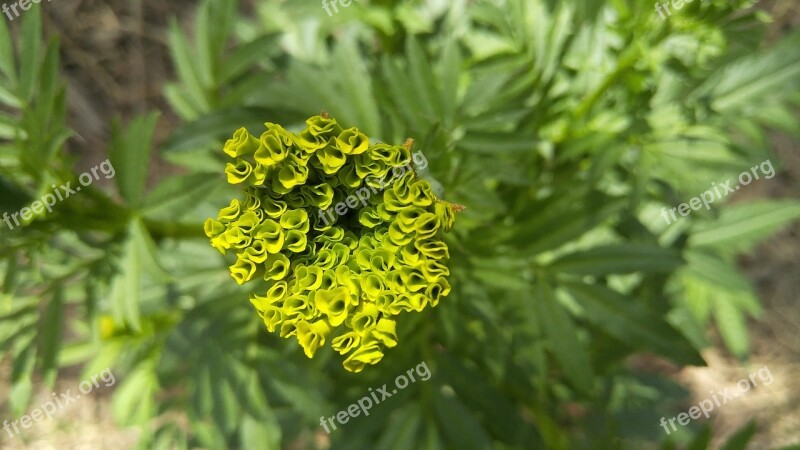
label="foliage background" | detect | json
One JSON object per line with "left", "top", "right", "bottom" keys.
{"left": 0, "top": 0, "right": 799, "bottom": 448}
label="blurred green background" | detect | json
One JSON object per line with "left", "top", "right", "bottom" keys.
{"left": 0, "top": 0, "right": 799, "bottom": 448}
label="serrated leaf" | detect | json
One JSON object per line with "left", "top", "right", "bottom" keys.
{"left": 38, "top": 287, "right": 64, "bottom": 387}
{"left": 162, "top": 107, "right": 270, "bottom": 153}
{"left": 719, "top": 421, "right": 756, "bottom": 450}
{"left": 381, "top": 56, "right": 428, "bottom": 133}
{"left": 698, "top": 28, "right": 800, "bottom": 113}
{"left": 9, "top": 378, "right": 33, "bottom": 416}
{"left": 515, "top": 197, "right": 624, "bottom": 255}
{"left": 684, "top": 250, "right": 752, "bottom": 293}
{"left": 439, "top": 37, "right": 461, "bottom": 127}
{"left": 374, "top": 405, "right": 421, "bottom": 450}
{"left": 193, "top": 420, "right": 229, "bottom": 449}
{"left": 333, "top": 40, "right": 381, "bottom": 136}
{"left": 168, "top": 19, "right": 210, "bottom": 111}
{"left": 438, "top": 354, "right": 533, "bottom": 442}
{"left": 109, "top": 113, "right": 159, "bottom": 208}
{"left": 433, "top": 389, "right": 492, "bottom": 450}
{"left": 211, "top": 367, "right": 239, "bottom": 433}
{"left": 152, "top": 425, "right": 187, "bottom": 450}
{"left": 690, "top": 200, "right": 800, "bottom": 251}
{"left": 533, "top": 282, "right": 594, "bottom": 394}
{"left": 241, "top": 413, "right": 281, "bottom": 450}
{"left": 219, "top": 34, "right": 281, "bottom": 84}
{"left": 686, "top": 425, "right": 713, "bottom": 450}
{"left": 110, "top": 230, "right": 142, "bottom": 330}
{"left": 194, "top": 0, "right": 214, "bottom": 89}
{"left": 714, "top": 296, "right": 749, "bottom": 359}
{"left": 142, "top": 173, "right": 219, "bottom": 220}
{"left": 563, "top": 282, "right": 705, "bottom": 365}
{"left": 406, "top": 37, "right": 440, "bottom": 121}
{"left": 164, "top": 84, "right": 200, "bottom": 120}
{"left": 0, "top": 82, "right": 22, "bottom": 108}
{"left": 109, "top": 219, "right": 167, "bottom": 330}
{"left": 38, "top": 38, "right": 60, "bottom": 111}
{"left": 18, "top": 5, "right": 41, "bottom": 103}
{"left": 458, "top": 131, "right": 536, "bottom": 154}
{"left": 112, "top": 364, "right": 156, "bottom": 425}
{"left": 548, "top": 243, "right": 683, "bottom": 275}
{"left": 0, "top": 16, "right": 16, "bottom": 85}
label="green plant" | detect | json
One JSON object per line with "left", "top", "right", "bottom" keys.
{"left": 1, "top": 0, "right": 799, "bottom": 448}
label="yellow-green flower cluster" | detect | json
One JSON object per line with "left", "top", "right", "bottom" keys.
{"left": 204, "top": 114, "right": 456, "bottom": 372}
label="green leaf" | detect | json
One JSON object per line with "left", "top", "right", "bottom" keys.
{"left": 0, "top": 15, "right": 16, "bottom": 85}
{"left": 438, "top": 354, "right": 534, "bottom": 442}
{"left": 533, "top": 282, "right": 594, "bottom": 394}
{"left": 515, "top": 196, "right": 624, "bottom": 255}
{"left": 0, "top": 82, "right": 22, "bottom": 108}
{"left": 690, "top": 200, "right": 800, "bottom": 251}
{"left": 109, "top": 113, "right": 159, "bottom": 208}
{"left": 38, "top": 38, "right": 61, "bottom": 112}
{"left": 333, "top": 40, "right": 381, "bottom": 136}
{"left": 2, "top": 253, "right": 18, "bottom": 295}
{"left": 375, "top": 405, "right": 422, "bottom": 450}
{"left": 142, "top": 173, "right": 219, "bottom": 220}
{"left": 162, "top": 107, "right": 270, "bottom": 153}
{"left": 109, "top": 219, "right": 168, "bottom": 330}
{"left": 719, "top": 421, "right": 756, "bottom": 450}
{"left": 695, "top": 28, "right": 800, "bottom": 113}
{"left": 151, "top": 425, "right": 187, "bottom": 450}
{"left": 206, "top": 0, "right": 237, "bottom": 71}
{"left": 548, "top": 243, "right": 683, "bottom": 275}
{"left": 18, "top": 5, "right": 41, "bottom": 103}
{"left": 0, "top": 298, "right": 38, "bottom": 353}
{"left": 9, "top": 378, "right": 33, "bottom": 416}
{"left": 219, "top": 34, "right": 281, "bottom": 84}
{"left": 458, "top": 131, "right": 536, "bottom": 154}
{"left": 10, "top": 332, "right": 36, "bottom": 414}
{"left": 211, "top": 367, "right": 239, "bottom": 433}
{"left": 38, "top": 287, "right": 64, "bottom": 387}
{"left": 380, "top": 55, "right": 430, "bottom": 133}
{"left": 713, "top": 295, "right": 749, "bottom": 359}
{"left": 110, "top": 228, "right": 143, "bottom": 330}
{"left": 112, "top": 364, "right": 157, "bottom": 425}
{"left": 686, "top": 425, "right": 713, "bottom": 450}
{"left": 433, "top": 389, "right": 492, "bottom": 450}
{"left": 193, "top": 420, "right": 228, "bottom": 449}
{"left": 164, "top": 83, "right": 198, "bottom": 120}
{"left": 192, "top": 366, "right": 214, "bottom": 416}
{"left": 439, "top": 37, "right": 461, "bottom": 127}
{"left": 563, "top": 282, "right": 705, "bottom": 365}
{"left": 194, "top": 0, "right": 215, "bottom": 89}
{"left": 684, "top": 250, "right": 752, "bottom": 293}
{"left": 168, "top": 19, "right": 210, "bottom": 111}
{"left": 406, "top": 37, "right": 441, "bottom": 122}
{"left": 666, "top": 308, "right": 710, "bottom": 360}
{"left": 462, "top": 30, "right": 519, "bottom": 61}
{"left": 469, "top": 257, "right": 530, "bottom": 291}
{"left": 240, "top": 414, "right": 281, "bottom": 450}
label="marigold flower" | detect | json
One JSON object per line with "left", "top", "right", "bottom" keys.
{"left": 205, "top": 113, "right": 459, "bottom": 372}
